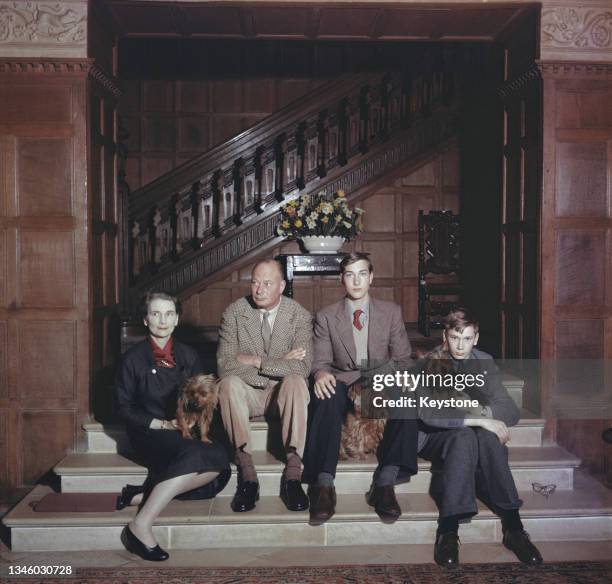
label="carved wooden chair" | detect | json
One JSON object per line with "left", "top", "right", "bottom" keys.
{"left": 418, "top": 210, "right": 462, "bottom": 336}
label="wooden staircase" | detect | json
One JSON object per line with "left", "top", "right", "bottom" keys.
{"left": 126, "top": 68, "right": 458, "bottom": 305}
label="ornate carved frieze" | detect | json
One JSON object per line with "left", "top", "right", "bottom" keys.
{"left": 0, "top": 57, "right": 91, "bottom": 73}
{"left": 541, "top": 5, "right": 612, "bottom": 62}
{"left": 0, "top": 1, "right": 87, "bottom": 58}
{"left": 538, "top": 60, "right": 612, "bottom": 77}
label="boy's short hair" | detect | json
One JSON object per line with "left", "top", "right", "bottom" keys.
{"left": 340, "top": 252, "right": 373, "bottom": 274}
{"left": 443, "top": 307, "right": 479, "bottom": 333}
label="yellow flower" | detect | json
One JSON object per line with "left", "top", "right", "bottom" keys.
{"left": 282, "top": 220, "right": 290, "bottom": 229}
{"left": 295, "top": 219, "right": 303, "bottom": 228}
{"left": 322, "top": 216, "right": 329, "bottom": 224}
{"left": 337, "top": 189, "right": 346, "bottom": 198}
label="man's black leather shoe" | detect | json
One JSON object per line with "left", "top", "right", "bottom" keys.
{"left": 280, "top": 475, "right": 309, "bottom": 511}
{"left": 231, "top": 480, "right": 259, "bottom": 512}
{"left": 366, "top": 485, "right": 402, "bottom": 524}
{"left": 308, "top": 485, "right": 336, "bottom": 525}
{"left": 434, "top": 532, "right": 459, "bottom": 567}
{"left": 121, "top": 525, "right": 169, "bottom": 562}
{"left": 503, "top": 529, "right": 543, "bottom": 564}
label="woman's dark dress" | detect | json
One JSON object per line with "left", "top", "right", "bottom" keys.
{"left": 115, "top": 339, "right": 230, "bottom": 499}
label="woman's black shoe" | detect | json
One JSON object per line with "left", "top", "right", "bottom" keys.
{"left": 116, "top": 484, "right": 145, "bottom": 510}
{"left": 121, "top": 525, "right": 169, "bottom": 562}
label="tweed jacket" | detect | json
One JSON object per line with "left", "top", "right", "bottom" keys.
{"left": 312, "top": 297, "right": 412, "bottom": 386}
{"left": 217, "top": 295, "right": 313, "bottom": 388}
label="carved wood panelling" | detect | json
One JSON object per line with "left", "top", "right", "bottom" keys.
{"left": 556, "top": 141, "right": 608, "bottom": 216}
{"left": 17, "top": 138, "right": 72, "bottom": 215}
{"left": 556, "top": 319, "right": 604, "bottom": 359}
{"left": 19, "top": 230, "right": 75, "bottom": 308}
{"left": 555, "top": 230, "right": 606, "bottom": 305}
{"left": 0, "top": 320, "right": 6, "bottom": 399}
{"left": 541, "top": 63, "right": 612, "bottom": 479}
{"left": 20, "top": 410, "right": 75, "bottom": 485}
{"left": 16, "top": 321, "right": 76, "bottom": 401}
{"left": 0, "top": 229, "right": 5, "bottom": 308}
{"left": 0, "top": 63, "right": 90, "bottom": 500}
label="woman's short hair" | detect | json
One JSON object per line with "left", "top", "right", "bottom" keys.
{"left": 141, "top": 290, "right": 181, "bottom": 317}
{"left": 340, "top": 252, "right": 373, "bottom": 274}
{"left": 443, "top": 307, "right": 479, "bottom": 333}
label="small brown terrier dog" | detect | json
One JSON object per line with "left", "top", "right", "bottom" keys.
{"left": 176, "top": 374, "right": 219, "bottom": 442}
{"left": 339, "top": 383, "right": 386, "bottom": 460}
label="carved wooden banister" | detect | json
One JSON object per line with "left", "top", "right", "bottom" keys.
{"left": 127, "top": 68, "right": 459, "bottom": 306}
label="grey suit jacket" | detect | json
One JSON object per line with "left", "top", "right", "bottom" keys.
{"left": 312, "top": 297, "right": 412, "bottom": 386}
{"left": 217, "top": 295, "right": 313, "bottom": 388}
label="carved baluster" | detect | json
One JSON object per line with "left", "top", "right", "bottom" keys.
{"left": 243, "top": 155, "right": 257, "bottom": 218}
{"left": 274, "top": 134, "right": 285, "bottom": 202}
{"left": 284, "top": 132, "right": 298, "bottom": 193}
{"left": 211, "top": 170, "right": 222, "bottom": 238}
{"left": 359, "top": 85, "right": 370, "bottom": 154}
{"left": 130, "top": 221, "right": 140, "bottom": 278}
{"left": 304, "top": 122, "right": 319, "bottom": 186}
{"left": 337, "top": 97, "right": 348, "bottom": 166}
{"left": 295, "top": 123, "right": 306, "bottom": 190}
{"left": 233, "top": 158, "right": 244, "bottom": 226}
{"left": 422, "top": 72, "right": 433, "bottom": 117}
{"left": 327, "top": 111, "right": 339, "bottom": 171}
{"left": 401, "top": 74, "right": 412, "bottom": 128}
{"left": 169, "top": 194, "right": 179, "bottom": 259}
{"left": 221, "top": 167, "right": 234, "bottom": 228}
{"left": 150, "top": 208, "right": 162, "bottom": 267}
{"left": 190, "top": 181, "right": 202, "bottom": 249}
{"left": 380, "top": 75, "right": 391, "bottom": 140}
{"left": 317, "top": 110, "right": 328, "bottom": 178}
{"left": 254, "top": 146, "right": 263, "bottom": 213}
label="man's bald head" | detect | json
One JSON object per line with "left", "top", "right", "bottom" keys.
{"left": 250, "top": 259, "right": 286, "bottom": 309}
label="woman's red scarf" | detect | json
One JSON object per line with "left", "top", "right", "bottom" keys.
{"left": 149, "top": 336, "right": 176, "bottom": 369}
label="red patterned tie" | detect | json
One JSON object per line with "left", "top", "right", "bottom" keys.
{"left": 353, "top": 309, "right": 364, "bottom": 331}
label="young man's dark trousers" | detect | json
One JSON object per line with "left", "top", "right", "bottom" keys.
{"left": 302, "top": 381, "right": 418, "bottom": 484}
{"left": 418, "top": 426, "right": 522, "bottom": 520}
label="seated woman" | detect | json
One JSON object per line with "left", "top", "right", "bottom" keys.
{"left": 115, "top": 290, "right": 230, "bottom": 561}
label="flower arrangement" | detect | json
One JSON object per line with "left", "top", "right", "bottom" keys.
{"left": 276, "top": 190, "right": 365, "bottom": 240}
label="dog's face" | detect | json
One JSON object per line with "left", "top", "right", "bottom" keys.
{"left": 180, "top": 374, "right": 219, "bottom": 412}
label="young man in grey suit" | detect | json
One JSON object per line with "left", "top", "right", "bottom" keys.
{"left": 217, "top": 259, "right": 312, "bottom": 513}
{"left": 418, "top": 307, "right": 542, "bottom": 567}
{"left": 303, "top": 252, "right": 418, "bottom": 525}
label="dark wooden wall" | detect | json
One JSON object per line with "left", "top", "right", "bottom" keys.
{"left": 540, "top": 64, "right": 612, "bottom": 477}
{"left": 119, "top": 77, "right": 327, "bottom": 190}
{"left": 0, "top": 64, "right": 91, "bottom": 502}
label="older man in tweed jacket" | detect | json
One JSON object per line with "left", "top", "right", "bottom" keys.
{"left": 217, "top": 259, "right": 312, "bottom": 513}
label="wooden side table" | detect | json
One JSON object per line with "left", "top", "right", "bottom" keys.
{"left": 276, "top": 253, "right": 347, "bottom": 297}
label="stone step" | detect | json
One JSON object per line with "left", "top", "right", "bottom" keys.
{"left": 83, "top": 414, "right": 543, "bottom": 454}
{"left": 55, "top": 445, "right": 579, "bottom": 495}
{"left": 4, "top": 470, "right": 610, "bottom": 552}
